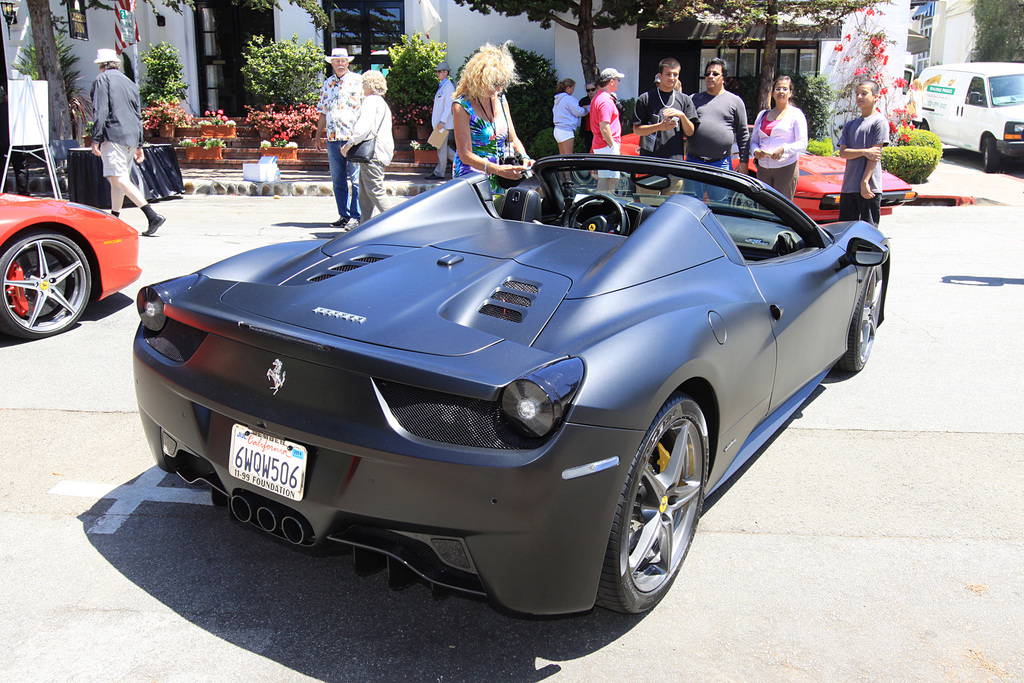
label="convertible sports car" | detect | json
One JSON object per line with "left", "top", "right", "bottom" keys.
{"left": 2, "top": 193, "right": 141, "bottom": 339}
{"left": 133, "top": 155, "right": 889, "bottom": 615}
{"left": 619, "top": 133, "right": 918, "bottom": 222}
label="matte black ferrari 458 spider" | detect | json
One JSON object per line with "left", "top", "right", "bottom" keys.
{"left": 133, "top": 155, "right": 889, "bottom": 615}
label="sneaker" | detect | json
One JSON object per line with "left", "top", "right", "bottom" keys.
{"left": 330, "top": 216, "right": 350, "bottom": 228}
{"left": 143, "top": 214, "right": 166, "bottom": 236}
{"left": 425, "top": 173, "right": 444, "bottom": 180}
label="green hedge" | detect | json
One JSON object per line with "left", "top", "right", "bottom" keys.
{"left": 903, "top": 129, "right": 942, "bottom": 153}
{"left": 806, "top": 137, "right": 834, "bottom": 157}
{"left": 882, "top": 145, "right": 941, "bottom": 184}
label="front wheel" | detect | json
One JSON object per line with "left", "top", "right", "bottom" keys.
{"left": 982, "top": 136, "right": 1001, "bottom": 174}
{"left": 839, "top": 265, "right": 884, "bottom": 372}
{"left": 0, "top": 231, "right": 92, "bottom": 339}
{"left": 597, "top": 393, "right": 708, "bottom": 613}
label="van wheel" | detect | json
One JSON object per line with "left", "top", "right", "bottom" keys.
{"left": 982, "top": 136, "right": 1001, "bottom": 173}
{"left": 918, "top": 119, "right": 929, "bottom": 131}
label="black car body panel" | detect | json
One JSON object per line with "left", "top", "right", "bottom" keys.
{"left": 134, "top": 155, "right": 889, "bottom": 615}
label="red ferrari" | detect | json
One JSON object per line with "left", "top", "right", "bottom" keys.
{"left": 1, "top": 193, "right": 141, "bottom": 339}
{"left": 619, "top": 134, "right": 916, "bottom": 222}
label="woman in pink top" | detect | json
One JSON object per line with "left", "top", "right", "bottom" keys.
{"left": 750, "top": 76, "right": 808, "bottom": 200}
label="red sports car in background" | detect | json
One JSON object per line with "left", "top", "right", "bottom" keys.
{"left": 619, "top": 133, "right": 917, "bottom": 222}
{"left": 1, "top": 193, "right": 141, "bottom": 339}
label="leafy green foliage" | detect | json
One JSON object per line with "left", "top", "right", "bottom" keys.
{"left": 973, "top": 0, "right": 1024, "bottom": 61}
{"left": 806, "top": 138, "right": 834, "bottom": 156}
{"left": 140, "top": 42, "right": 188, "bottom": 105}
{"left": 530, "top": 127, "right": 559, "bottom": 159}
{"left": 504, "top": 45, "right": 557, "bottom": 149}
{"left": 901, "top": 129, "right": 942, "bottom": 153}
{"left": 793, "top": 74, "right": 834, "bottom": 141}
{"left": 385, "top": 33, "right": 449, "bottom": 125}
{"left": 242, "top": 35, "right": 324, "bottom": 107}
{"left": 881, "top": 145, "right": 940, "bottom": 184}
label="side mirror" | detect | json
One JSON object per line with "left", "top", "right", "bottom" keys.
{"left": 846, "top": 237, "right": 888, "bottom": 267}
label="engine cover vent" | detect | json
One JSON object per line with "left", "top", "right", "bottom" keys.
{"left": 479, "top": 304, "right": 523, "bottom": 323}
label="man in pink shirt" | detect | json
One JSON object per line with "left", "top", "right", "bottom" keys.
{"left": 589, "top": 67, "right": 625, "bottom": 191}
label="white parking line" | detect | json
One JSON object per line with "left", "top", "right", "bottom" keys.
{"left": 49, "top": 467, "right": 213, "bottom": 534}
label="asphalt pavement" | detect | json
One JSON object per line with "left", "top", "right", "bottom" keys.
{"left": 1, "top": 167, "right": 1022, "bottom": 681}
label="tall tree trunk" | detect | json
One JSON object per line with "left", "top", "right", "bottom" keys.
{"left": 758, "top": 0, "right": 779, "bottom": 111}
{"left": 25, "top": 0, "right": 72, "bottom": 141}
{"left": 576, "top": 0, "right": 599, "bottom": 86}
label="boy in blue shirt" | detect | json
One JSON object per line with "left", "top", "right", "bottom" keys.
{"left": 838, "top": 80, "right": 888, "bottom": 226}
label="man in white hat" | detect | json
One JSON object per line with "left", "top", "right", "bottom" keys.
{"left": 425, "top": 60, "right": 455, "bottom": 180}
{"left": 314, "top": 47, "right": 364, "bottom": 228}
{"left": 589, "top": 67, "right": 625, "bottom": 191}
{"left": 90, "top": 48, "right": 165, "bottom": 235}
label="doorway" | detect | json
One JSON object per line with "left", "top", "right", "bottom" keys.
{"left": 193, "top": 0, "right": 273, "bottom": 116}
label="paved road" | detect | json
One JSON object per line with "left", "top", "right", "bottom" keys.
{"left": 1, "top": 196, "right": 1022, "bottom": 681}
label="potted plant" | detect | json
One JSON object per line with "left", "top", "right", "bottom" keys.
{"left": 260, "top": 136, "right": 299, "bottom": 161}
{"left": 142, "top": 99, "right": 189, "bottom": 139}
{"left": 197, "top": 110, "right": 237, "bottom": 137}
{"left": 181, "top": 137, "right": 225, "bottom": 161}
{"left": 245, "top": 104, "right": 277, "bottom": 140}
{"left": 410, "top": 140, "right": 438, "bottom": 164}
{"left": 82, "top": 121, "right": 94, "bottom": 147}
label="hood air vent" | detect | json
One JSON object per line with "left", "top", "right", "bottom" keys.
{"left": 477, "top": 277, "right": 540, "bottom": 323}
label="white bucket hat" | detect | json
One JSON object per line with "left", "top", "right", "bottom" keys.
{"left": 94, "top": 48, "right": 119, "bottom": 64}
{"left": 324, "top": 48, "right": 352, "bottom": 63}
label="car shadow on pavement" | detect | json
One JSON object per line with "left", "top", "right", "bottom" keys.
{"left": 80, "top": 292, "right": 134, "bottom": 322}
{"left": 80, "top": 484, "right": 645, "bottom": 681}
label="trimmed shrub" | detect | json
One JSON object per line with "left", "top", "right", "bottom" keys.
{"left": 806, "top": 137, "right": 834, "bottom": 157}
{"left": 386, "top": 33, "right": 448, "bottom": 126}
{"left": 882, "top": 145, "right": 941, "bottom": 184}
{"left": 793, "top": 74, "right": 835, "bottom": 141}
{"left": 140, "top": 42, "right": 188, "bottom": 105}
{"left": 531, "top": 127, "right": 559, "bottom": 159}
{"left": 242, "top": 35, "right": 324, "bottom": 107}
{"left": 903, "top": 129, "right": 942, "bottom": 152}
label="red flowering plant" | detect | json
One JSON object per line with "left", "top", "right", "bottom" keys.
{"left": 391, "top": 103, "right": 431, "bottom": 128}
{"left": 142, "top": 100, "right": 189, "bottom": 130}
{"left": 827, "top": 6, "right": 911, "bottom": 144}
{"left": 196, "top": 109, "right": 236, "bottom": 127}
{"left": 245, "top": 104, "right": 318, "bottom": 139}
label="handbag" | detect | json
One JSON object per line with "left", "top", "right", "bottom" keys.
{"left": 348, "top": 103, "right": 386, "bottom": 164}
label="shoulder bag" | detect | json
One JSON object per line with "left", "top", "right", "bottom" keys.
{"left": 348, "top": 102, "right": 385, "bottom": 164}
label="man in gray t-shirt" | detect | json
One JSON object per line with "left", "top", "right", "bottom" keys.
{"left": 838, "top": 80, "right": 888, "bottom": 226}
{"left": 686, "top": 58, "right": 750, "bottom": 201}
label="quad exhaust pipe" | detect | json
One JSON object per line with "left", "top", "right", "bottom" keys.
{"left": 230, "top": 492, "right": 313, "bottom": 545}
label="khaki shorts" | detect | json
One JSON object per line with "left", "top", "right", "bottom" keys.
{"left": 100, "top": 141, "right": 136, "bottom": 177}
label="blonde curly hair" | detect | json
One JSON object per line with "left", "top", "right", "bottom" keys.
{"left": 453, "top": 42, "right": 518, "bottom": 102}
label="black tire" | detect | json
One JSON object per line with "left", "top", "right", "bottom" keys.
{"left": 918, "top": 119, "right": 929, "bottom": 131}
{"left": 0, "top": 231, "right": 92, "bottom": 339}
{"left": 839, "top": 265, "right": 883, "bottom": 372}
{"left": 982, "top": 136, "right": 1001, "bottom": 174}
{"left": 597, "top": 392, "right": 708, "bottom": 613}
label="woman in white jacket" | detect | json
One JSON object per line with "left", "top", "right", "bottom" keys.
{"left": 342, "top": 70, "right": 395, "bottom": 221}
{"left": 552, "top": 79, "right": 589, "bottom": 154}
{"left": 750, "top": 76, "right": 808, "bottom": 200}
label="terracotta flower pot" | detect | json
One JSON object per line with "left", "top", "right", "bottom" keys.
{"left": 262, "top": 147, "right": 297, "bottom": 161}
{"left": 201, "top": 125, "right": 237, "bottom": 138}
{"left": 392, "top": 125, "right": 410, "bottom": 141}
{"left": 184, "top": 147, "right": 224, "bottom": 161}
{"left": 415, "top": 125, "right": 431, "bottom": 139}
{"left": 413, "top": 149, "right": 438, "bottom": 164}
{"left": 159, "top": 123, "right": 175, "bottom": 138}
{"left": 257, "top": 126, "right": 274, "bottom": 140}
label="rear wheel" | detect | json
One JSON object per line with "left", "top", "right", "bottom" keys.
{"left": 839, "top": 265, "right": 884, "bottom": 372}
{"left": 597, "top": 393, "right": 708, "bottom": 613}
{"left": 982, "top": 136, "right": 1001, "bottom": 173}
{"left": 0, "top": 231, "right": 92, "bottom": 339}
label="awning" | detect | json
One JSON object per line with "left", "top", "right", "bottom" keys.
{"left": 907, "top": 28, "right": 930, "bottom": 54}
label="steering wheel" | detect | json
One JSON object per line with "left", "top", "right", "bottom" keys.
{"left": 563, "top": 193, "right": 628, "bottom": 235}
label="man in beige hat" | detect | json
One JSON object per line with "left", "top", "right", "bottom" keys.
{"left": 314, "top": 47, "right": 363, "bottom": 228}
{"left": 90, "top": 48, "right": 165, "bottom": 235}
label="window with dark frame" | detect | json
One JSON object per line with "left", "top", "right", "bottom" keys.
{"left": 323, "top": 0, "right": 405, "bottom": 74}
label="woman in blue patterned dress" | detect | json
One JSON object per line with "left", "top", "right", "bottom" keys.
{"left": 452, "top": 43, "right": 533, "bottom": 197}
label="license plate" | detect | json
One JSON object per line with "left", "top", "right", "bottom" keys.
{"left": 229, "top": 423, "right": 307, "bottom": 501}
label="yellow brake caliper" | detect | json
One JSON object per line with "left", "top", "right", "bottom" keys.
{"left": 656, "top": 442, "right": 671, "bottom": 513}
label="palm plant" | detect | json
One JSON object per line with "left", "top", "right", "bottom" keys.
{"left": 14, "top": 31, "right": 93, "bottom": 139}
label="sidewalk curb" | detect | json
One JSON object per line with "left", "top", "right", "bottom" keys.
{"left": 907, "top": 194, "right": 978, "bottom": 207}
{"left": 181, "top": 179, "right": 441, "bottom": 198}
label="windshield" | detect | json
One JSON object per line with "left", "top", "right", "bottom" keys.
{"left": 547, "top": 167, "right": 784, "bottom": 224}
{"left": 990, "top": 75, "right": 1024, "bottom": 106}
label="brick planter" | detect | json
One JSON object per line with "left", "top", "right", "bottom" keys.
{"left": 184, "top": 147, "right": 224, "bottom": 161}
{"left": 200, "top": 125, "right": 237, "bottom": 138}
{"left": 413, "top": 149, "right": 438, "bottom": 164}
{"left": 261, "top": 147, "right": 297, "bottom": 161}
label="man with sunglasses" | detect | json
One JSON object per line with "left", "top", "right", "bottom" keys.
{"left": 426, "top": 60, "right": 456, "bottom": 180}
{"left": 688, "top": 58, "right": 751, "bottom": 200}
{"left": 578, "top": 82, "right": 597, "bottom": 153}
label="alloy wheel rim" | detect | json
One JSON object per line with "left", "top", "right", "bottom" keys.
{"left": 858, "top": 269, "right": 882, "bottom": 365}
{"left": 626, "top": 406, "right": 703, "bottom": 594}
{"left": 3, "top": 238, "right": 88, "bottom": 334}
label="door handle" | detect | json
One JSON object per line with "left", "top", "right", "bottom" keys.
{"left": 770, "top": 304, "right": 783, "bottom": 320}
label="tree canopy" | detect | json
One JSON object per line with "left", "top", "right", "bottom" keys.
{"left": 450, "top": 0, "right": 656, "bottom": 85}
{"left": 973, "top": 0, "right": 1024, "bottom": 62}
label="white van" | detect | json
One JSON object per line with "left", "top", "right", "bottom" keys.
{"left": 917, "top": 62, "right": 1024, "bottom": 172}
